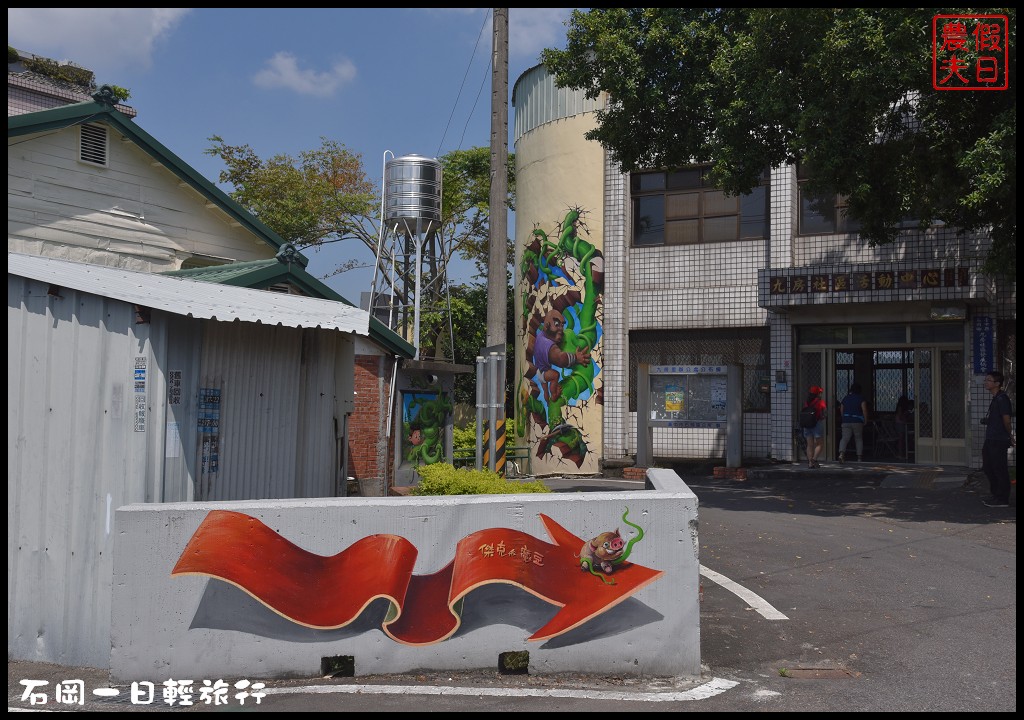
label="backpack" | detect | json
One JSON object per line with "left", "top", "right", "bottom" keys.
{"left": 799, "top": 403, "right": 820, "bottom": 429}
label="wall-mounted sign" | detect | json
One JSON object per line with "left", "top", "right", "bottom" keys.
{"left": 972, "top": 317, "right": 995, "bottom": 374}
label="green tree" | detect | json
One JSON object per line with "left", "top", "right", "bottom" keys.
{"left": 205, "top": 136, "right": 379, "bottom": 277}
{"left": 205, "top": 139, "right": 515, "bottom": 278}
{"left": 446, "top": 282, "right": 515, "bottom": 406}
{"left": 541, "top": 8, "right": 1016, "bottom": 276}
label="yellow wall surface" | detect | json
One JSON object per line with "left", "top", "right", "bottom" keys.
{"left": 514, "top": 114, "right": 606, "bottom": 475}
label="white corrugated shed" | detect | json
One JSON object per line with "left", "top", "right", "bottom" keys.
{"left": 8, "top": 251, "right": 362, "bottom": 667}
{"left": 7, "top": 252, "right": 371, "bottom": 336}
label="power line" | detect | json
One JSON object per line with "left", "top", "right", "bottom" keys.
{"left": 458, "top": 53, "right": 492, "bottom": 151}
{"left": 436, "top": 9, "right": 492, "bottom": 158}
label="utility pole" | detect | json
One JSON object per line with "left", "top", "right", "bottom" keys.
{"left": 487, "top": 8, "right": 509, "bottom": 349}
{"left": 484, "top": 8, "right": 509, "bottom": 475}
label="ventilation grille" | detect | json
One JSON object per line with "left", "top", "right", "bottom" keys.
{"left": 79, "top": 123, "right": 108, "bottom": 166}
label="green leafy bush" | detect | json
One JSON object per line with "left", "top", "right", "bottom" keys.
{"left": 411, "top": 463, "right": 550, "bottom": 496}
{"left": 453, "top": 421, "right": 518, "bottom": 450}
{"left": 24, "top": 56, "right": 95, "bottom": 88}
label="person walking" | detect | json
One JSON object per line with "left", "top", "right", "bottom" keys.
{"left": 801, "top": 385, "right": 827, "bottom": 468}
{"left": 837, "top": 382, "right": 869, "bottom": 462}
{"left": 981, "top": 371, "right": 1015, "bottom": 508}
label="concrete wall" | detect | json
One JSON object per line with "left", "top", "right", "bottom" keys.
{"left": 110, "top": 475, "right": 700, "bottom": 681}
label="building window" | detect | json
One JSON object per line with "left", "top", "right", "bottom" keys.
{"left": 797, "top": 163, "right": 861, "bottom": 235}
{"left": 629, "top": 327, "right": 771, "bottom": 412}
{"left": 631, "top": 165, "right": 769, "bottom": 247}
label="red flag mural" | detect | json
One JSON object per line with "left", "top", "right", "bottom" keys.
{"left": 172, "top": 509, "right": 663, "bottom": 645}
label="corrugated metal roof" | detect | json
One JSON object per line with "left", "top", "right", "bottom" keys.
{"left": 8, "top": 252, "right": 370, "bottom": 336}
{"left": 163, "top": 258, "right": 286, "bottom": 284}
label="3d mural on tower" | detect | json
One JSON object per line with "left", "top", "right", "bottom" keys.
{"left": 517, "top": 208, "right": 604, "bottom": 472}
{"left": 171, "top": 507, "right": 661, "bottom": 645}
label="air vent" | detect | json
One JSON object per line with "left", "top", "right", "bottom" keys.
{"left": 267, "top": 283, "right": 292, "bottom": 294}
{"left": 79, "top": 123, "right": 108, "bottom": 167}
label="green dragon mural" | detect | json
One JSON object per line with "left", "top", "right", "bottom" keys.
{"left": 517, "top": 208, "right": 604, "bottom": 468}
{"left": 403, "top": 389, "right": 452, "bottom": 466}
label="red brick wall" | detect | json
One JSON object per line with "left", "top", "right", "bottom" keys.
{"left": 348, "top": 354, "right": 395, "bottom": 489}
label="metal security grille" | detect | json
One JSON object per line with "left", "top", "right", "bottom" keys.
{"left": 629, "top": 328, "right": 770, "bottom": 411}
{"left": 939, "top": 350, "right": 964, "bottom": 439}
{"left": 798, "top": 351, "right": 823, "bottom": 402}
{"left": 872, "top": 350, "right": 914, "bottom": 412}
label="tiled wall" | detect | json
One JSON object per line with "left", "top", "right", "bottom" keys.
{"left": 601, "top": 159, "right": 630, "bottom": 460}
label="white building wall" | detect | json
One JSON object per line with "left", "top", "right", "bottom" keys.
{"left": 7, "top": 124, "right": 277, "bottom": 271}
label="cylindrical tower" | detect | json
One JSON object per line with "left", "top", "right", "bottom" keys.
{"left": 369, "top": 153, "right": 452, "bottom": 361}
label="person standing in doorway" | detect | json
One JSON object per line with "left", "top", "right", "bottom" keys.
{"left": 981, "top": 371, "right": 1015, "bottom": 508}
{"left": 838, "top": 382, "right": 869, "bottom": 462}
{"left": 802, "top": 385, "right": 827, "bottom": 468}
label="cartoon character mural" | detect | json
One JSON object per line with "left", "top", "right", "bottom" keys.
{"left": 402, "top": 388, "right": 452, "bottom": 467}
{"left": 578, "top": 509, "right": 646, "bottom": 585}
{"left": 172, "top": 507, "right": 659, "bottom": 645}
{"left": 518, "top": 208, "right": 603, "bottom": 470}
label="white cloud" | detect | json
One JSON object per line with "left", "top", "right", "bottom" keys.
{"left": 509, "top": 8, "right": 574, "bottom": 61}
{"left": 6, "top": 8, "right": 190, "bottom": 76}
{"left": 252, "top": 52, "right": 357, "bottom": 98}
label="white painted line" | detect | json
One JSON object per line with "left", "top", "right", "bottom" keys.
{"left": 700, "top": 564, "right": 789, "bottom": 620}
{"left": 264, "top": 677, "right": 739, "bottom": 702}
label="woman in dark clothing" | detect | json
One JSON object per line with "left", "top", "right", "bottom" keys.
{"left": 837, "top": 383, "right": 868, "bottom": 462}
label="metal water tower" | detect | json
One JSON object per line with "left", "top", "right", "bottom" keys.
{"left": 368, "top": 152, "right": 453, "bottom": 361}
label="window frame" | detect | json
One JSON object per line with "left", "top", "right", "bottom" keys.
{"left": 796, "top": 163, "right": 860, "bottom": 235}
{"left": 630, "top": 165, "right": 769, "bottom": 248}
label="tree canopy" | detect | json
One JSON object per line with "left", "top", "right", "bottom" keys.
{"left": 541, "top": 8, "right": 1016, "bottom": 276}
{"left": 205, "top": 139, "right": 514, "bottom": 279}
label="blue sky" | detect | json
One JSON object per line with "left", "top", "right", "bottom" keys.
{"left": 8, "top": 8, "right": 576, "bottom": 296}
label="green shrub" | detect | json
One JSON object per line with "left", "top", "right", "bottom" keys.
{"left": 411, "top": 463, "right": 550, "bottom": 496}
{"left": 453, "top": 421, "right": 518, "bottom": 450}
{"left": 24, "top": 56, "right": 95, "bottom": 88}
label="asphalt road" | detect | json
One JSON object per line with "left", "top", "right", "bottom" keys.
{"left": 8, "top": 471, "right": 1015, "bottom": 712}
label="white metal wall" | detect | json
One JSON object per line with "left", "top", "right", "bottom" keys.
{"left": 512, "top": 64, "right": 605, "bottom": 143}
{"left": 8, "top": 275, "right": 155, "bottom": 666}
{"left": 195, "top": 321, "right": 353, "bottom": 501}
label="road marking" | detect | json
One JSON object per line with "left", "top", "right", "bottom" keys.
{"left": 263, "top": 677, "right": 739, "bottom": 702}
{"left": 700, "top": 565, "right": 789, "bottom": 620}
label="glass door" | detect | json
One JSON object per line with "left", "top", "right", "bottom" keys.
{"left": 914, "top": 348, "right": 967, "bottom": 464}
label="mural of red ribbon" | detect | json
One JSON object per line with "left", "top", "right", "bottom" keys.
{"left": 172, "top": 510, "right": 663, "bottom": 645}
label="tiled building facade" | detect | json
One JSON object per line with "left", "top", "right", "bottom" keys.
{"left": 513, "top": 64, "right": 1015, "bottom": 472}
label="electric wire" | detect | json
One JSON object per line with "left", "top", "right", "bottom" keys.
{"left": 436, "top": 8, "right": 492, "bottom": 158}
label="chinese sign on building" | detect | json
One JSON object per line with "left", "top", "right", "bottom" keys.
{"left": 769, "top": 268, "right": 967, "bottom": 296}
{"left": 972, "top": 316, "right": 995, "bottom": 374}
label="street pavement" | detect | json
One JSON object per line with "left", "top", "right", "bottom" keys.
{"left": 8, "top": 461, "right": 1015, "bottom": 712}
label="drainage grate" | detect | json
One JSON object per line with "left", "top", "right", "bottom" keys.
{"left": 498, "top": 651, "right": 529, "bottom": 675}
{"left": 322, "top": 655, "right": 355, "bottom": 678}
